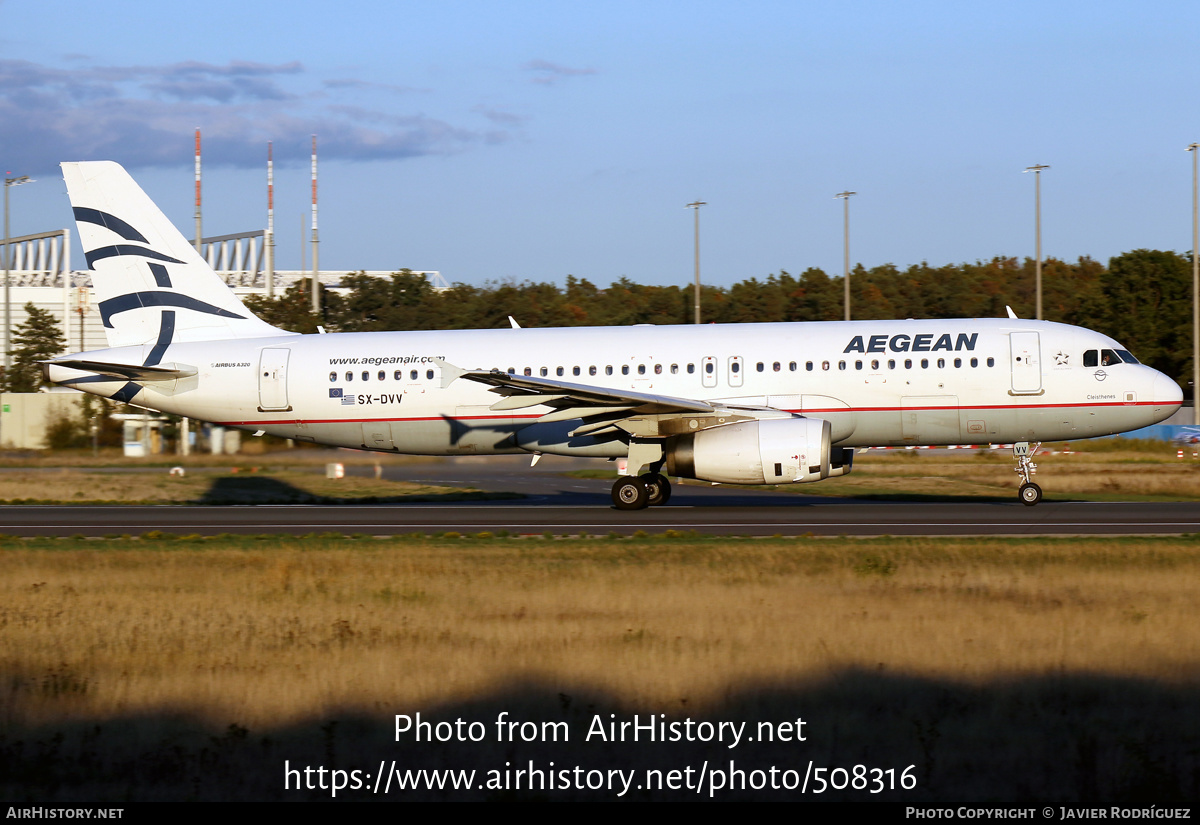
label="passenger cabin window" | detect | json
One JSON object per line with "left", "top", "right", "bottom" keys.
{"left": 524, "top": 367, "right": 532, "bottom": 376}
{"left": 606, "top": 366, "right": 614, "bottom": 375}
{"left": 806, "top": 362, "right": 814, "bottom": 371}
{"left": 427, "top": 369, "right": 434, "bottom": 379}
{"left": 623, "top": 365, "right": 631, "bottom": 375}
{"left": 705, "top": 363, "right": 714, "bottom": 374}
{"left": 756, "top": 362, "right": 764, "bottom": 372}
{"left": 378, "top": 370, "right": 386, "bottom": 381}
{"left": 346, "top": 371, "right": 354, "bottom": 382}
{"left": 687, "top": 363, "right": 695, "bottom": 374}
{"left": 670, "top": 364, "right": 678, "bottom": 374}
{"left": 822, "top": 361, "right": 830, "bottom": 371}
{"left": 986, "top": 358, "right": 994, "bottom": 367}
{"left": 361, "top": 371, "right": 370, "bottom": 381}
{"left": 329, "top": 372, "right": 337, "bottom": 382}
{"left": 589, "top": 366, "right": 597, "bottom": 376}
{"left": 573, "top": 366, "right": 581, "bottom": 376}
{"left": 789, "top": 361, "right": 797, "bottom": 371}
{"left": 411, "top": 370, "right": 419, "bottom": 380}
{"left": 394, "top": 370, "right": 402, "bottom": 380}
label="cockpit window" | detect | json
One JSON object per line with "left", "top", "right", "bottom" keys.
{"left": 1085, "top": 348, "right": 1138, "bottom": 367}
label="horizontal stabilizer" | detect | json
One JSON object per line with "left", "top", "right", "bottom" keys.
{"left": 45, "top": 359, "right": 197, "bottom": 381}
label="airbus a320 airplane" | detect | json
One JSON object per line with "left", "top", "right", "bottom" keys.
{"left": 45, "top": 162, "right": 1183, "bottom": 509}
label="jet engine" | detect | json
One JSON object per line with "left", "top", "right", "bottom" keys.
{"left": 664, "top": 417, "right": 852, "bottom": 485}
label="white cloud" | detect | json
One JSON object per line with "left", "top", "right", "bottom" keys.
{"left": 522, "top": 59, "right": 597, "bottom": 85}
{"left": 0, "top": 58, "right": 508, "bottom": 173}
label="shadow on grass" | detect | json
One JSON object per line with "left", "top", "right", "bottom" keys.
{"left": 2, "top": 669, "right": 1196, "bottom": 802}
{"left": 194, "top": 475, "right": 520, "bottom": 506}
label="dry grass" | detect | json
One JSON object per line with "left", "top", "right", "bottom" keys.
{"left": 0, "top": 444, "right": 438, "bottom": 467}
{"left": 3, "top": 534, "right": 1199, "bottom": 724}
{"left": 11, "top": 439, "right": 1200, "bottom": 501}
{"left": 0, "top": 469, "right": 500, "bottom": 504}
{"left": 4, "top": 534, "right": 1200, "bottom": 801}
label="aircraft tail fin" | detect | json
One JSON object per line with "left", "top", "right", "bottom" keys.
{"left": 61, "top": 161, "right": 292, "bottom": 349}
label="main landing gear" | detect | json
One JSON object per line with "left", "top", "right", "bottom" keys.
{"left": 611, "top": 473, "right": 672, "bottom": 510}
{"left": 1014, "top": 441, "right": 1042, "bottom": 506}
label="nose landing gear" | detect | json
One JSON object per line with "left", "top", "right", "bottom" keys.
{"left": 1014, "top": 441, "right": 1042, "bottom": 506}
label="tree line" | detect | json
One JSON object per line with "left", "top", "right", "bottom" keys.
{"left": 243, "top": 248, "right": 1196, "bottom": 391}
{"left": 1, "top": 248, "right": 1192, "bottom": 392}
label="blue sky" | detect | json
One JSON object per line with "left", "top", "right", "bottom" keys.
{"left": 3, "top": 0, "right": 1200, "bottom": 287}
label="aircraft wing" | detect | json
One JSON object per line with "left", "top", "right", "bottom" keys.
{"left": 438, "top": 360, "right": 787, "bottom": 439}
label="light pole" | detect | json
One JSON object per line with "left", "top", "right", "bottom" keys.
{"left": 834, "top": 191, "right": 855, "bottom": 321}
{"left": 1024, "top": 164, "right": 1049, "bottom": 320}
{"left": 687, "top": 200, "right": 706, "bottom": 324}
{"left": 1189, "top": 144, "right": 1199, "bottom": 425}
{"left": 4, "top": 174, "right": 33, "bottom": 376}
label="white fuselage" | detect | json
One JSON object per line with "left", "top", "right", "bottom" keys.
{"left": 58, "top": 318, "right": 1183, "bottom": 456}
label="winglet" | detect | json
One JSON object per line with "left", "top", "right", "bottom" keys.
{"left": 434, "top": 359, "right": 467, "bottom": 389}
{"left": 508, "top": 316, "right": 522, "bottom": 329}
{"left": 1005, "top": 305, "right": 1019, "bottom": 319}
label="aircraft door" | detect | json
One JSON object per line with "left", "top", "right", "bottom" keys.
{"left": 258, "top": 348, "right": 291, "bottom": 411}
{"left": 728, "top": 356, "right": 743, "bottom": 387}
{"left": 702, "top": 356, "right": 717, "bottom": 388}
{"left": 1009, "top": 332, "right": 1042, "bottom": 394}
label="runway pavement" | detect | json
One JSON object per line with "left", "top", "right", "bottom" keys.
{"left": 1, "top": 455, "right": 1198, "bottom": 537}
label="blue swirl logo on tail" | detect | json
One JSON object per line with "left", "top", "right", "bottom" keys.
{"left": 74, "top": 207, "right": 246, "bottom": 401}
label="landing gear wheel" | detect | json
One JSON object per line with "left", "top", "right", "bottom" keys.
{"left": 640, "top": 473, "right": 672, "bottom": 506}
{"left": 612, "top": 477, "right": 650, "bottom": 510}
{"left": 1019, "top": 482, "right": 1042, "bottom": 506}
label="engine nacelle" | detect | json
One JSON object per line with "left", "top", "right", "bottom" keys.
{"left": 665, "top": 417, "right": 851, "bottom": 485}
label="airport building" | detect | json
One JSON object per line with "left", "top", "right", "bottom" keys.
{"left": 0, "top": 227, "right": 443, "bottom": 451}
{"left": 1, "top": 227, "right": 444, "bottom": 354}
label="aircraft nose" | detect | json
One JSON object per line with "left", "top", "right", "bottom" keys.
{"left": 1155, "top": 372, "right": 1184, "bottom": 408}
